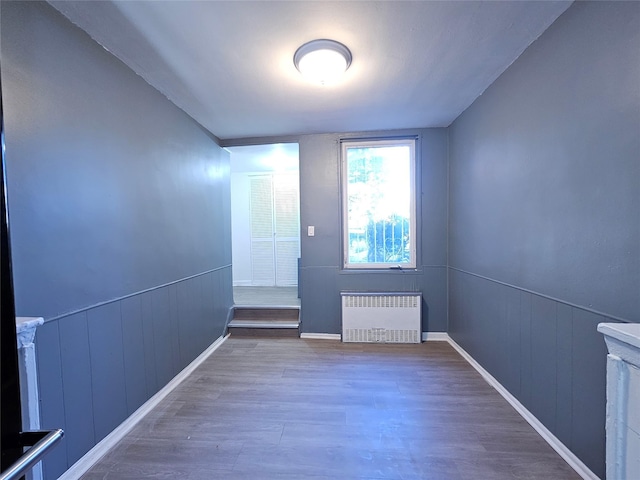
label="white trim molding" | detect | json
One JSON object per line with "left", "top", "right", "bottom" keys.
{"left": 422, "top": 331, "right": 448, "bottom": 341}
{"left": 59, "top": 334, "right": 229, "bottom": 480}
{"left": 16, "top": 317, "right": 45, "bottom": 480}
{"left": 300, "top": 333, "right": 341, "bottom": 340}
{"left": 445, "top": 335, "right": 599, "bottom": 480}
{"left": 598, "top": 322, "right": 640, "bottom": 480}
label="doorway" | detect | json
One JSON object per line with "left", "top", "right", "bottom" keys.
{"left": 228, "top": 143, "right": 300, "bottom": 306}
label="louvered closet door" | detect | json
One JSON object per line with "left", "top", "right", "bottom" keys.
{"left": 273, "top": 174, "right": 300, "bottom": 286}
{"left": 250, "top": 176, "right": 275, "bottom": 285}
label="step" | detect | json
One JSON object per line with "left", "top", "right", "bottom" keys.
{"left": 232, "top": 306, "right": 299, "bottom": 321}
{"left": 227, "top": 319, "right": 299, "bottom": 329}
{"left": 227, "top": 326, "right": 300, "bottom": 338}
{"left": 228, "top": 306, "right": 300, "bottom": 338}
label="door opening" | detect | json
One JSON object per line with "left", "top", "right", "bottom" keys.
{"left": 227, "top": 143, "right": 300, "bottom": 306}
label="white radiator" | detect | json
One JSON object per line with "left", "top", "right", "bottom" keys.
{"left": 341, "top": 292, "right": 421, "bottom": 343}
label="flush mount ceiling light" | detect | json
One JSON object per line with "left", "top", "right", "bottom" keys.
{"left": 294, "top": 39, "right": 352, "bottom": 85}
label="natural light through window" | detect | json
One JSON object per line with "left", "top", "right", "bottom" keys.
{"left": 342, "top": 139, "right": 416, "bottom": 269}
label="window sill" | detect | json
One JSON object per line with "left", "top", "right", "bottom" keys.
{"left": 339, "top": 267, "right": 422, "bottom": 275}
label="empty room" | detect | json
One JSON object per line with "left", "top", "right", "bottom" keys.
{"left": 0, "top": 1, "right": 638, "bottom": 479}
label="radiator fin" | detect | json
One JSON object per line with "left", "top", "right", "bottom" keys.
{"left": 343, "top": 295, "right": 419, "bottom": 309}
{"left": 343, "top": 328, "right": 419, "bottom": 343}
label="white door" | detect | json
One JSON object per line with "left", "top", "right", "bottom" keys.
{"left": 249, "top": 173, "right": 300, "bottom": 286}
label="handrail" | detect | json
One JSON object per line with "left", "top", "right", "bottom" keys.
{"left": 0, "top": 429, "right": 64, "bottom": 480}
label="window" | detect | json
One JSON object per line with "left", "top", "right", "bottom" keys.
{"left": 342, "top": 138, "right": 416, "bottom": 269}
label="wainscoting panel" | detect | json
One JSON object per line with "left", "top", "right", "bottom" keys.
{"left": 120, "top": 296, "right": 147, "bottom": 416}
{"left": 150, "top": 287, "right": 173, "bottom": 389}
{"left": 58, "top": 312, "right": 96, "bottom": 464}
{"left": 519, "top": 290, "right": 533, "bottom": 411}
{"left": 35, "top": 267, "right": 232, "bottom": 479}
{"left": 176, "top": 277, "right": 194, "bottom": 369}
{"left": 87, "top": 302, "right": 128, "bottom": 442}
{"left": 530, "top": 295, "right": 558, "bottom": 433}
{"left": 140, "top": 292, "right": 158, "bottom": 398}
{"left": 300, "top": 267, "right": 342, "bottom": 335}
{"left": 504, "top": 285, "right": 522, "bottom": 401}
{"left": 448, "top": 268, "right": 616, "bottom": 479}
{"left": 167, "top": 283, "right": 182, "bottom": 384}
{"left": 571, "top": 308, "right": 608, "bottom": 475}
{"left": 555, "top": 303, "right": 574, "bottom": 447}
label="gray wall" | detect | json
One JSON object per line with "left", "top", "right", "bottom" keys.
{"left": 298, "top": 129, "right": 448, "bottom": 335}
{"left": 1, "top": 2, "right": 232, "bottom": 478}
{"left": 448, "top": 2, "right": 639, "bottom": 477}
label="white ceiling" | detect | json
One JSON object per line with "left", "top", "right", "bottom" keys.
{"left": 49, "top": 1, "right": 572, "bottom": 141}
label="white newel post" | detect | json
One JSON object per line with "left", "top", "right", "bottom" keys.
{"left": 16, "top": 316, "right": 45, "bottom": 480}
{"left": 598, "top": 323, "right": 640, "bottom": 480}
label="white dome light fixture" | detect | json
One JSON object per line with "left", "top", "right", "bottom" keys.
{"left": 294, "top": 39, "right": 352, "bottom": 85}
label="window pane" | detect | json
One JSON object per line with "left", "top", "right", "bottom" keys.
{"left": 344, "top": 140, "right": 415, "bottom": 268}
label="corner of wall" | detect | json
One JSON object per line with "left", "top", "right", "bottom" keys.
{"left": 445, "top": 125, "right": 451, "bottom": 335}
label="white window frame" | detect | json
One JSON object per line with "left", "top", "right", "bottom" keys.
{"left": 341, "top": 138, "right": 417, "bottom": 269}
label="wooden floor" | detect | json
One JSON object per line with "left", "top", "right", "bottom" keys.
{"left": 81, "top": 338, "right": 580, "bottom": 480}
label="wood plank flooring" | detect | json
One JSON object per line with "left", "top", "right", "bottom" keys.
{"left": 80, "top": 338, "right": 581, "bottom": 479}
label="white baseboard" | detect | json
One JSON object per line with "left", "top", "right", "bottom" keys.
{"left": 422, "top": 331, "right": 448, "bottom": 341}
{"left": 58, "top": 334, "right": 229, "bottom": 480}
{"left": 445, "top": 335, "right": 599, "bottom": 480}
{"left": 300, "top": 333, "right": 341, "bottom": 340}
